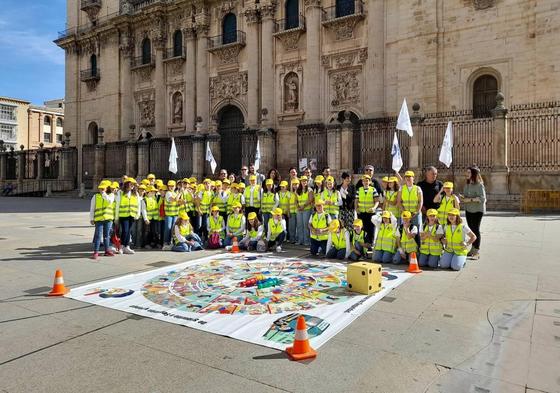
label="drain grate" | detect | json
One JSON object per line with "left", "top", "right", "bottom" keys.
{"left": 380, "top": 296, "right": 396, "bottom": 303}
{"left": 146, "top": 261, "right": 175, "bottom": 268}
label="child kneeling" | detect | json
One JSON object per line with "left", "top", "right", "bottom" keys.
{"left": 240, "top": 212, "right": 263, "bottom": 251}
{"left": 326, "top": 219, "right": 350, "bottom": 260}
{"left": 266, "top": 208, "right": 287, "bottom": 252}
{"left": 349, "top": 219, "right": 369, "bottom": 261}
{"left": 419, "top": 209, "right": 444, "bottom": 268}
{"left": 393, "top": 211, "right": 418, "bottom": 264}
{"left": 172, "top": 213, "right": 203, "bottom": 252}
{"left": 372, "top": 211, "right": 398, "bottom": 263}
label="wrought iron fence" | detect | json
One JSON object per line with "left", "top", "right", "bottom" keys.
{"left": 148, "top": 138, "right": 171, "bottom": 179}
{"left": 508, "top": 102, "right": 560, "bottom": 171}
{"left": 43, "top": 149, "right": 60, "bottom": 179}
{"left": 6, "top": 152, "right": 16, "bottom": 180}
{"left": 175, "top": 136, "right": 193, "bottom": 178}
{"left": 24, "top": 150, "right": 38, "bottom": 180}
{"left": 322, "top": 0, "right": 364, "bottom": 22}
{"left": 104, "top": 142, "right": 128, "bottom": 178}
{"left": 208, "top": 31, "right": 246, "bottom": 49}
{"left": 297, "top": 124, "right": 328, "bottom": 172}
{"left": 275, "top": 14, "right": 306, "bottom": 32}
{"left": 82, "top": 144, "right": 96, "bottom": 189}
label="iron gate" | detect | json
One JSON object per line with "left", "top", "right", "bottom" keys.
{"left": 82, "top": 144, "right": 95, "bottom": 189}
{"left": 218, "top": 105, "right": 245, "bottom": 174}
{"left": 148, "top": 138, "right": 171, "bottom": 179}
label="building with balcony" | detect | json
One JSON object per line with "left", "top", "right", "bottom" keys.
{"left": 54, "top": 0, "right": 560, "bottom": 181}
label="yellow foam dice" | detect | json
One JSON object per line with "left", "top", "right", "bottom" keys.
{"left": 347, "top": 262, "right": 382, "bottom": 295}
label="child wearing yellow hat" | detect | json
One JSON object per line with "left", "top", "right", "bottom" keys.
{"left": 325, "top": 219, "right": 350, "bottom": 260}
{"left": 321, "top": 176, "right": 342, "bottom": 220}
{"left": 196, "top": 179, "right": 215, "bottom": 243}
{"left": 393, "top": 210, "right": 419, "bottom": 264}
{"left": 288, "top": 178, "right": 300, "bottom": 243}
{"left": 397, "top": 170, "right": 423, "bottom": 233}
{"left": 296, "top": 176, "right": 314, "bottom": 246}
{"left": 384, "top": 176, "right": 401, "bottom": 219}
{"left": 261, "top": 179, "right": 279, "bottom": 235}
{"left": 225, "top": 202, "right": 246, "bottom": 248}
{"left": 89, "top": 181, "right": 115, "bottom": 260}
{"left": 227, "top": 183, "right": 245, "bottom": 215}
{"left": 440, "top": 208, "right": 476, "bottom": 271}
{"left": 143, "top": 186, "right": 161, "bottom": 249}
{"left": 266, "top": 208, "right": 286, "bottom": 252}
{"left": 162, "top": 180, "right": 181, "bottom": 251}
{"left": 356, "top": 174, "right": 380, "bottom": 246}
{"left": 239, "top": 212, "right": 263, "bottom": 251}
{"left": 372, "top": 211, "right": 399, "bottom": 263}
{"left": 244, "top": 175, "right": 262, "bottom": 221}
{"left": 419, "top": 209, "right": 444, "bottom": 268}
{"left": 171, "top": 212, "right": 203, "bottom": 252}
{"left": 277, "top": 180, "right": 292, "bottom": 240}
{"left": 115, "top": 177, "right": 139, "bottom": 255}
{"left": 207, "top": 205, "right": 225, "bottom": 248}
{"left": 434, "top": 182, "right": 460, "bottom": 223}
{"left": 348, "top": 219, "right": 368, "bottom": 261}
{"left": 308, "top": 199, "right": 331, "bottom": 256}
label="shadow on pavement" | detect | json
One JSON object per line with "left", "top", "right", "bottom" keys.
{"left": 0, "top": 242, "right": 92, "bottom": 261}
{"left": 0, "top": 197, "right": 89, "bottom": 213}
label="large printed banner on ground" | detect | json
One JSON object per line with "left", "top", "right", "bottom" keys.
{"left": 67, "top": 254, "right": 412, "bottom": 350}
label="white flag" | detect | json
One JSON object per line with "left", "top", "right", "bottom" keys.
{"left": 439, "top": 121, "right": 453, "bottom": 168}
{"left": 254, "top": 140, "right": 261, "bottom": 171}
{"left": 205, "top": 141, "right": 217, "bottom": 174}
{"left": 168, "top": 137, "right": 178, "bottom": 174}
{"left": 396, "top": 98, "right": 414, "bottom": 137}
{"left": 391, "top": 132, "right": 403, "bottom": 172}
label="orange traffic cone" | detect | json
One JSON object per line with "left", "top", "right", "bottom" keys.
{"left": 286, "top": 315, "right": 317, "bottom": 361}
{"left": 231, "top": 237, "right": 240, "bottom": 253}
{"left": 48, "top": 269, "right": 70, "bottom": 296}
{"left": 406, "top": 252, "right": 423, "bottom": 274}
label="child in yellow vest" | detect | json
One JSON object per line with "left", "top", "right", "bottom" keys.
{"left": 419, "top": 209, "right": 444, "bottom": 268}
{"left": 115, "top": 177, "right": 139, "bottom": 255}
{"left": 89, "top": 180, "right": 115, "bottom": 260}
{"left": 197, "top": 179, "right": 214, "bottom": 242}
{"left": 266, "top": 208, "right": 286, "bottom": 252}
{"left": 288, "top": 178, "right": 299, "bottom": 243}
{"left": 433, "top": 182, "right": 460, "bottom": 223}
{"left": 384, "top": 176, "right": 401, "bottom": 219}
{"left": 225, "top": 202, "right": 246, "bottom": 248}
{"left": 440, "top": 208, "right": 476, "bottom": 271}
{"left": 393, "top": 210, "right": 418, "bottom": 264}
{"left": 207, "top": 205, "right": 226, "bottom": 248}
{"left": 308, "top": 199, "right": 331, "bottom": 256}
{"left": 162, "top": 180, "right": 180, "bottom": 250}
{"left": 372, "top": 211, "right": 398, "bottom": 263}
{"left": 261, "top": 179, "right": 279, "bottom": 235}
{"left": 143, "top": 186, "right": 162, "bottom": 249}
{"left": 172, "top": 212, "right": 203, "bottom": 252}
{"left": 297, "top": 176, "right": 314, "bottom": 246}
{"left": 240, "top": 212, "right": 263, "bottom": 251}
{"left": 326, "top": 219, "right": 350, "bottom": 260}
{"left": 349, "top": 219, "right": 368, "bottom": 261}
{"left": 321, "top": 176, "right": 342, "bottom": 219}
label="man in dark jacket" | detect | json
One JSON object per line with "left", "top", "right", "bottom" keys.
{"left": 417, "top": 166, "right": 444, "bottom": 213}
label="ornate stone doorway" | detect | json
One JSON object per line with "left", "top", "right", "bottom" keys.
{"left": 218, "top": 105, "right": 245, "bottom": 174}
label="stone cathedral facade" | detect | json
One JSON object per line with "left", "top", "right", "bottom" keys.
{"left": 56, "top": 0, "right": 560, "bottom": 178}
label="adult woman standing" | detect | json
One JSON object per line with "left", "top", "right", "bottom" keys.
{"left": 267, "top": 168, "right": 282, "bottom": 192}
{"left": 461, "top": 166, "right": 486, "bottom": 259}
{"left": 338, "top": 172, "right": 355, "bottom": 230}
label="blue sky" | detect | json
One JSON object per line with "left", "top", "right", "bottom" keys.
{"left": 0, "top": 0, "right": 66, "bottom": 105}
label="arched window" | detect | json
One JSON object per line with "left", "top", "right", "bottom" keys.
{"left": 285, "top": 0, "right": 299, "bottom": 29}
{"left": 90, "top": 54, "right": 97, "bottom": 76}
{"left": 473, "top": 75, "right": 498, "bottom": 118}
{"left": 336, "top": 0, "right": 355, "bottom": 18}
{"left": 56, "top": 118, "right": 63, "bottom": 127}
{"left": 44, "top": 116, "right": 51, "bottom": 126}
{"left": 173, "top": 30, "right": 183, "bottom": 57}
{"left": 89, "top": 122, "right": 99, "bottom": 145}
{"left": 222, "top": 13, "right": 237, "bottom": 45}
{"left": 43, "top": 116, "right": 52, "bottom": 143}
{"left": 141, "top": 38, "right": 151, "bottom": 64}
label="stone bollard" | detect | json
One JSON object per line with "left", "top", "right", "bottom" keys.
{"left": 79, "top": 183, "right": 86, "bottom": 198}
{"left": 45, "top": 182, "right": 53, "bottom": 197}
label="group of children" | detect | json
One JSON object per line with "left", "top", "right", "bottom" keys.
{"left": 89, "top": 170, "right": 477, "bottom": 271}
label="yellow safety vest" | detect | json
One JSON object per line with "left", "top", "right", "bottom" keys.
{"left": 261, "top": 192, "right": 276, "bottom": 214}
{"left": 199, "top": 190, "right": 214, "bottom": 214}
{"left": 212, "top": 191, "right": 228, "bottom": 213}
{"left": 173, "top": 224, "right": 192, "bottom": 245}
{"left": 358, "top": 187, "right": 377, "bottom": 213}
{"left": 94, "top": 193, "right": 114, "bottom": 222}
{"left": 119, "top": 193, "right": 139, "bottom": 218}
{"left": 208, "top": 215, "right": 225, "bottom": 239}
{"left": 248, "top": 227, "right": 260, "bottom": 239}
{"left": 297, "top": 191, "right": 311, "bottom": 211}
{"left": 178, "top": 191, "right": 194, "bottom": 215}
{"left": 385, "top": 191, "right": 400, "bottom": 218}
{"left": 400, "top": 225, "right": 418, "bottom": 253}
{"left": 331, "top": 230, "right": 347, "bottom": 250}
{"left": 145, "top": 196, "right": 161, "bottom": 221}
{"left": 420, "top": 225, "right": 443, "bottom": 256}
{"left": 268, "top": 219, "right": 284, "bottom": 241}
{"left": 445, "top": 224, "right": 468, "bottom": 256}
{"left": 278, "top": 191, "right": 291, "bottom": 214}
{"left": 289, "top": 192, "right": 298, "bottom": 214}
{"left": 244, "top": 186, "right": 261, "bottom": 208}
{"left": 352, "top": 230, "right": 365, "bottom": 246}
{"left": 227, "top": 193, "right": 242, "bottom": 214}
{"left": 321, "top": 189, "right": 339, "bottom": 216}
{"left": 401, "top": 185, "right": 420, "bottom": 212}
{"left": 374, "top": 224, "right": 397, "bottom": 252}
{"left": 227, "top": 214, "right": 244, "bottom": 237}
{"left": 164, "top": 192, "right": 179, "bottom": 217}
{"left": 310, "top": 213, "right": 329, "bottom": 241}
{"left": 437, "top": 196, "right": 456, "bottom": 223}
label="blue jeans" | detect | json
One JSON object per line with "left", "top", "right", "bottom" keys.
{"left": 419, "top": 253, "right": 440, "bottom": 268}
{"left": 310, "top": 238, "right": 327, "bottom": 255}
{"left": 297, "top": 210, "right": 312, "bottom": 245}
{"left": 119, "top": 217, "right": 135, "bottom": 247}
{"left": 373, "top": 250, "right": 395, "bottom": 263}
{"left": 262, "top": 213, "right": 271, "bottom": 235}
{"left": 440, "top": 251, "right": 466, "bottom": 271}
{"left": 349, "top": 243, "right": 365, "bottom": 261}
{"left": 326, "top": 247, "right": 346, "bottom": 260}
{"left": 240, "top": 240, "right": 258, "bottom": 251}
{"left": 173, "top": 233, "right": 203, "bottom": 252}
{"left": 93, "top": 221, "right": 111, "bottom": 252}
{"left": 164, "top": 215, "right": 177, "bottom": 245}
{"left": 288, "top": 213, "right": 297, "bottom": 242}
{"left": 172, "top": 243, "right": 191, "bottom": 252}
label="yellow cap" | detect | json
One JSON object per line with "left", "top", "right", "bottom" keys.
{"left": 111, "top": 182, "right": 119, "bottom": 189}
{"left": 248, "top": 212, "right": 257, "bottom": 221}
{"left": 182, "top": 178, "right": 189, "bottom": 183}
{"left": 188, "top": 177, "right": 197, "bottom": 184}
{"left": 404, "top": 170, "right": 415, "bottom": 177}
{"left": 448, "top": 208, "right": 460, "bottom": 216}
{"left": 353, "top": 219, "right": 363, "bottom": 227}
{"left": 265, "top": 179, "right": 274, "bottom": 186}
{"left": 299, "top": 176, "right": 308, "bottom": 181}
{"left": 222, "top": 179, "right": 230, "bottom": 185}
{"left": 126, "top": 177, "right": 137, "bottom": 184}
{"left": 233, "top": 202, "right": 242, "bottom": 209}
{"left": 167, "top": 180, "right": 176, "bottom": 186}
{"left": 230, "top": 183, "right": 238, "bottom": 189}
{"left": 329, "top": 219, "right": 340, "bottom": 232}
{"left": 326, "top": 176, "right": 334, "bottom": 183}
{"left": 148, "top": 186, "right": 157, "bottom": 192}
{"left": 203, "top": 178, "right": 211, "bottom": 183}
{"left": 138, "top": 185, "right": 147, "bottom": 191}
{"left": 97, "top": 181, "right": 110, "bottom": 189}
{"left": 388, "top": 176, "right": 398, "bottom": 183}
{"left": 141, "top": 179, "right": 150, "bottom": 186}
{"left": 401, "top": 211, "right": 412, "bottom": 219}
{"left": 382, "top": 211, "right": 391, "bottom": 219}
{"left": 315, "top": 199, "right": 325, "bottom": 206}
{"left": 443, "top": 181, "right": 454, "bottom": 189}
{"left": 158, "top": 185, "right": 168, "bottom": 191}
{"left": 280, "top": 180, "right": 288, "bottom": 187}
{"left": 211, "top": 205, "right": 220, "bottom": 212}
{"left": 273, "top": 207, "right": 283, "bottom": 216}
{"left": 362, "top": 174, "right": 371, "bottom": 180}
{"left": 196, "top": 184, "right": 205, "bottom": 193}
{"left": 249, "top": 175, "right": 257, "bottom": 181}
{"left": 237, "top": 182, "right": 246, "bottom": 189}
{"left": 147, "top": 173, "right": 156, "bottom": 179}
{"left": 179, "top": 212, "right": 189, "bottom": 220}
{"left": 427, "top": 208, "right": 438, "bottom": 216}
{"left": 314, "top": 175, "right": 324, "bottom": 183}
{"left": 156, "top": 179, "right": 163, "bottom": 185}
{"left": 291, "top": 179, "right": 300, "bottom": 185}
{"left": 214, "top": 180, "right": 222, "bottom": 187}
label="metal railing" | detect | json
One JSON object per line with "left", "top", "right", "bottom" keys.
{"left": 322, "top": 0, "right": 364, "bottom": 22}
{"left": 208, "top": 31, "right": 246, "bottom": 50}
{"left": 163, "top": 46, "right": 186, "bottom": 60}
{"left": 81, "top": 0, "right": 101, "bottom": 10}
{"left": 297, "top": 124, "right": 328, "bottom": 173}
{"left": 80, "top": 68, "right": 100, "bottom": 81}
{"left": 56, "top": 11, "right": 118, "bottom": 39}
{"left": 274, "top": 14, "right": 306, "bottom": 33}
{"left": 131, "top": 55, "right": 155, "bottom": 69}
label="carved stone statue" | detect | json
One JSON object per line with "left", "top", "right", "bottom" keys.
{"left": 172, "top": 93, "right": 183, "bottom": 124}
{"left": 284, "top": 73, "right": 299, "bottom": 112}
{"left": 140, "top": 101, "right": 155, "bottom": 127}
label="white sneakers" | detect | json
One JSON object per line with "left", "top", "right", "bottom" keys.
{"left": 118, "top": 247, "right": 124, "bottom": 255}
{"left": 276, "top": 246, "right": 282, "bottom": 253}
{"left": 123, "top": 246, "right": 135, "bottom": 254}
{"left": 162, "top": 244, "right": 172, "bottom": 251}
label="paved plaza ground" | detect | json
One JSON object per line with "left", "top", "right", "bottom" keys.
{"left": 0, "top": 197, "right": 559, "bottom": 393}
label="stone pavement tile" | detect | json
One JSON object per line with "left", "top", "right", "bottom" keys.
{"left": 392, "top": 272, "right": 458, "bottom": 295}
{"left": 0, "top": 302, "right": 41, "bottom": 322}
{"left": 443, "top": 280, "right": 536, "bottom": 307}
{"left": 418, "top": 297, "right": 491, "bottom": 329}
{"left": 454, "top": 270, "right": 539, "bottom": 294}
{"left": 0, "top": 331, "right": 285, "bottom": 393}
{"left": 425, "top": 368, "right": 526, "bottom": 393}
{"left": 390, "top": 318, "right": 492, "bottom": 366}
{"left": 371, "top": 288, "right": 439, "bottom": 318}
{"left": 526, "top": 342, "right": 560, "bottom": 393}
{"left": 538, "top": 273, "right": 560, "bottom": 295}
{"left": 535, "top": 295, "right": 560, "bottom": 318}
{"left": 488, "top": 300, "right": 535, "bottom": 342}
{"left": 531, "top": 314, "right": 560, "bottom": 349}
{"left": 455, "top": 336, "right": 531, "bottom": 387}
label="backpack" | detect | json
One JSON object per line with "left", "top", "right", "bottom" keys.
{"left": 207, "top": 232, "right": 221, "bottom": 249}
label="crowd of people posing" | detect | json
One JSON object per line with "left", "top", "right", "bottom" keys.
{"left": 89, "top": 163, "right": 486, "bottom": 271}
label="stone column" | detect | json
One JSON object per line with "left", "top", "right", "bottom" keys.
{"left": 489, "top": 92, "right": 509, "bottom": 194}
{"left": 59, "top": 133, "right": 73, "bottom": 181}
{"left": 36, "top": 147, "right": 45, "bottom": 180}
{"left": 257, "top": 128, "right": 276, "bottom": 172}
{"left": 184, "top": 28, "right": 197, "bottom": 132}
{"left": 365, "top": 0, "right": 385, "bottom": 117}
{"left": 94, "top": 128, "right": 105, "bottom": 186}
{"left": 137, "top": 139, "right": 150, "bottom": 178}
{"left": 191, "top": 134, "right": 206, "bottom": 179}
{"left": 244, "top": 8, "right": 261, "bottom": 128}
{"left": 126, "top": 136, "right": 138, "bottom": 179}
{"left": 119, "top": 26, "right": 134, "bottom": 141}
{"left": 303, "top": 0, "right": 322, "bottom": 123}
{"left": 340, "top": 112, "right": 354, "bottom": 173}
{"left": 260, "top": 2, "right": 276, "bottom": 127}
{"left": 195, "top": 19, "right": 210, "bottom": 132}
{"left": 409, "top": 103, "right": 424, "bottom": 172}
{"left": 16, "top": 146, "right": 25, "bottom": 187}
{"left": 154, "top": 43, "right": 166, "bottom": 137}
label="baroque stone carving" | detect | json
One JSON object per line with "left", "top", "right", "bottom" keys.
{"left": 334, "top": 53, "right": 355, "bottom": 68}
{"left": 218, "top": 1, "right": 237, "bottom": 20}
{"left": 167, "top": 60, "right": 184, "bottom": 78}
{"left": 275, "top": 30, "right": 302, "bottom": 51}
{"left": 137, "top": 66, "right": 153, "bottom": 83}
{"left": 304, "top": 0, "right": 321, "bottom": 7}
{"left": 172, "top": 92, "right": 183, "bottom": 124}
{"left": 331, "top": 17, "right": 359, "bottom": 40}
{"left": 135, "top": 89, "right": 156, "bottom": 128}
{"left": 331, "top": 70, "right": 360, "bottom": 107}
{"left": 152, "top": 13, "right": 167, "bottom": 48}
{"left": 119, "top": 26, "right": 134, "bottom": 57}
{"left": 210, "top": 71, "right": 248, "bottom": 106}
{"left": 211, "top": 45, "right": 243, "bottom": 65}
{"left": 260, "top": 1, "right": 277, "bottom": 19}
{"left": 473, "top": 0, "right": 496, "bottom": 10}
{"left": 322, "top": 48, "right": 368, "bottom": 69}
{"left": 243, "top": 8, "right": 260, "bottom": 24}
{"left": 284, "top": 72, "right": 299, "bottom": 112}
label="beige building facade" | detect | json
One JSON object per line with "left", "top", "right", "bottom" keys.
{"left": 56, "top": 0, "right": 560, "bottom": 177}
